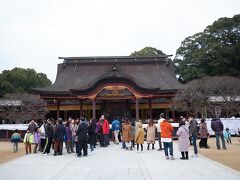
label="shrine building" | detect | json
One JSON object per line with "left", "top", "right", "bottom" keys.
{"left": 33, "top": 56, "right": 183, "bottom": 122}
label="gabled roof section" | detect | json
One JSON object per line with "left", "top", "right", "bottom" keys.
{"left": 33, "top": 56, "right": 183, "bottom": 96}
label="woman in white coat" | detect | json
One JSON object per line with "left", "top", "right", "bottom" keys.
{"left": 176, "top": 120, "right": 190, "bottom": 160}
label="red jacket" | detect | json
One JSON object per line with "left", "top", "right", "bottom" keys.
{"left": 160, "top": 120, "right": 173, "bottom": 138}
{"left": 102, "top": 119, "right": 110, "bottom": 135}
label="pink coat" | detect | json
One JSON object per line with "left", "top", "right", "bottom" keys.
{"left": 176, "top": 125, "right": 190, "bottom": 152}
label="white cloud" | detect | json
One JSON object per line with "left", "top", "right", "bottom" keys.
{"left": 0, "top": 0, "right": 239, "bottom": 82}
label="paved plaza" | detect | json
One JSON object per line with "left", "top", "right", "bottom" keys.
{"left": 0, "top": 142, "right": 239, "bottom": 180}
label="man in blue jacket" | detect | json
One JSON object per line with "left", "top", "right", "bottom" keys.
{"left": 112, "top": 116, "right": 120, "bottom": 144}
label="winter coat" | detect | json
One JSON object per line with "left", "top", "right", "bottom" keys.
{"left": 199, "top": 122, "right": 209, "bottom": 138}
{"left": 45, "top": 123, "right": 54, "bottom": 138}
{"left": 157, "top": 118, "right": 164, "bottom": 132}
{"left": 122, "top": 123, "right": 132, "bottom": 142}
{"left": 53, "top": 124, "right": 66, "bottom": 141}
{"left": 77, "top": 121, "right": 89, "bottom": 141}
{"left": 28, "top": 122, "right": 37, "bottom": 133}
{"left": 65, "top": 127, "right": 72, "bottom": 141}
{"left": 88, "top": 122, "right": 96, "bottom": 145}
{"left": 224, "top": 131, "right": 231, "bottom": 140}
{"left": 23, "top": 132, "right": 34, "bottom": 144}
{"left": 160, "top": 120, "right": 173, "bottom": 138}
{"left": 11, "top": 133, "right": 21, "bottom": 143}
{"left": 40, "top": 124, "right": 46, "bottom": 139}
{"left": 102, "top": 119, "right": 110, "bottom": 135}
{"left": 189, "top": 119, "right": 198, "bottom": 136}
{"left": 112, "top": 119, "right": 121, "bottom": 131}
{"left": 211, "top": 118, "right": 224, "bottom": 133}
{"left": 176, "top": 125, "right": 190, "bottom": 152}
{"left": 34, "top": 132, "right": 41, "bottom": 144}
{"left": 147, "top": 124, "right": 157, "bottom": 143}
{"left": 135, "top": 126, "right": 145, "bottom": 144}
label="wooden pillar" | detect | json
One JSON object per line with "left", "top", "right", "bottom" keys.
{"left": 92, "top": 98, "right": 96, "bottom": 119}
{"left": 149, "top": 99, "right": 152, "bottom": 119}
{"left": 80, "top": 99, "right": 83, "bottom": 117}
{"left": 125, "top": 100, "right": 129, "bottom": 117}
{"left": 135, "top": 98, "right": 139, "bottom": 121}
{"left": 57, "top": 99, "right": 60, "bottom": 119}
{"left": 6, "top": 130, "right": 8, "bottom": 140}
{"left": 64, "top": 110, "right": 67, "bottom": 121}
{"left": 172, "top": 110, "right": 175, "bottom": 121}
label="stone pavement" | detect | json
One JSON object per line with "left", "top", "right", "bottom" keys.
{"left": 0, "top": 142, "right": 239, "bottom": 180}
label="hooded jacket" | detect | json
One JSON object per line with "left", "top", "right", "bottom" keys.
{"left": 160, "top": 120, "right": 173, "bottom": 138}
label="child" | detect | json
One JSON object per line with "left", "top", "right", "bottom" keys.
{"left": 224, "top": 128, "right": 232, "bottom": 143}
{"left": 135, "top": 122, "right": 144, "bottom": 152}
{"left": 23, "top": 128, "right": 34, "bottom": 154}
{"left": 11, "top": 129, "right": 21, "bottom": 153}
{"left": 33, "top": 128, "right": 41, "bottom": 153}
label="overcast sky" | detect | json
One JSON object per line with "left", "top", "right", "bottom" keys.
{"left": 0, "top": 0, "right": 239, "bottom": 82}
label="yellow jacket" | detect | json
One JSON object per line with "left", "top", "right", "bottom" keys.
{"left": 23, "top": 132, "right": 34, "bottom": 144}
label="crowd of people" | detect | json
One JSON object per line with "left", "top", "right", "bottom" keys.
{"left": 10, "top": 113, "right": 236, "bottom": 160}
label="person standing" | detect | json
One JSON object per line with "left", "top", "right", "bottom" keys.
{"left": 43, "top": 119, "right": 54, "bottom": 155}
{"left": 23, "top": 128, "right": 34, "bottom": 155}
{"left": 74, "top": 119, "right": 80, "bottom": 154}
{"left": 33, "top": 128, "right": 41, "bottom": 153}
{"left": 160, "top": 117, "right": 174, "bottom": 160}
{"left": 77, "top": 118, "right": 89, "bottom": 157}
{"left": 211, "top": 117, "right": 226, "bottom": 150}
{"left": 39, "top": 120, "right": 46, "bottom": 152}
{"left": 135, "top": 122, "right": 144, "bottom": 152}
{"left": 70, "top": 119, "right": 76, "bottom": 153}
{"left": 189, "top": 116, "right": 198, "bottom": 157}
{"left": 53, "top": 118, "right": 66, "bottom": 156}
{"left": 147, "top": 119, "right": 157, "bottom": 150}
{"left": 199, "top": 119, "right": 209, "bottom": 148}
{"left": 88, "top": 118, "right": 96, "bottom": 151}
{"left": 176, "top": 121, "right": 190, "bottom": 160}
{"left": 28, "top": 120, "right": 37, "bottom": 134}
{"left": 121, "top": 118, "right": 132, "bottom": 150}
{"left": 130, "top": 120, "right": 136, "bottom": 150}
{"left": 65, "top": 121, "right": 72, "bottom": 154}
{"left": 224, "top": 128, "right": 232, "bottom": 144}
{"left": 100, "top": 115, "right": 110, "bottom": 147}
{"left": 11, "top": 129, "right": 21, "bottom": 153}
{"left": 112, "top": 116, "right": 121, "bottom": 144}
{"left": 157, "top": 113, "right": 164, "bottom": 151}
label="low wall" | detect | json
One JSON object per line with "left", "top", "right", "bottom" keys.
{"left": 1, "top": 118, "right": 240, "bottom": 140}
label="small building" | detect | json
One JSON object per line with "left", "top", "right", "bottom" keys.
{"left": 33, "top": 56, "right": 183, "bottom": 122}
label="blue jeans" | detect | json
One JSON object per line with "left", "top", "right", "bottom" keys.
{"left": 163, "top": 142, "right": 173, "bottom": 157}
{"left": 192, "top": 135, "right": 198, "bottom": 154}
{"left": 215, "top": 132, "right": 226, "bottom": 149}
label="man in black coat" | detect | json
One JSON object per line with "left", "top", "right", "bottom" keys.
{"left": 43, "top": 118, "right": 54, "bottom": 155}
{"left": 77, "top": 118, "right": 89, "bottom": 157}
{"left": 53, "top": 118, "right": 66, "bottom": 156}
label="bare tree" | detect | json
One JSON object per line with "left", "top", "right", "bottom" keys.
{"left": 173, "top": 76, "right": 240, "bottom": 118}
{"left": 0, "top": 93, "right": 47, "bottom": 123}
